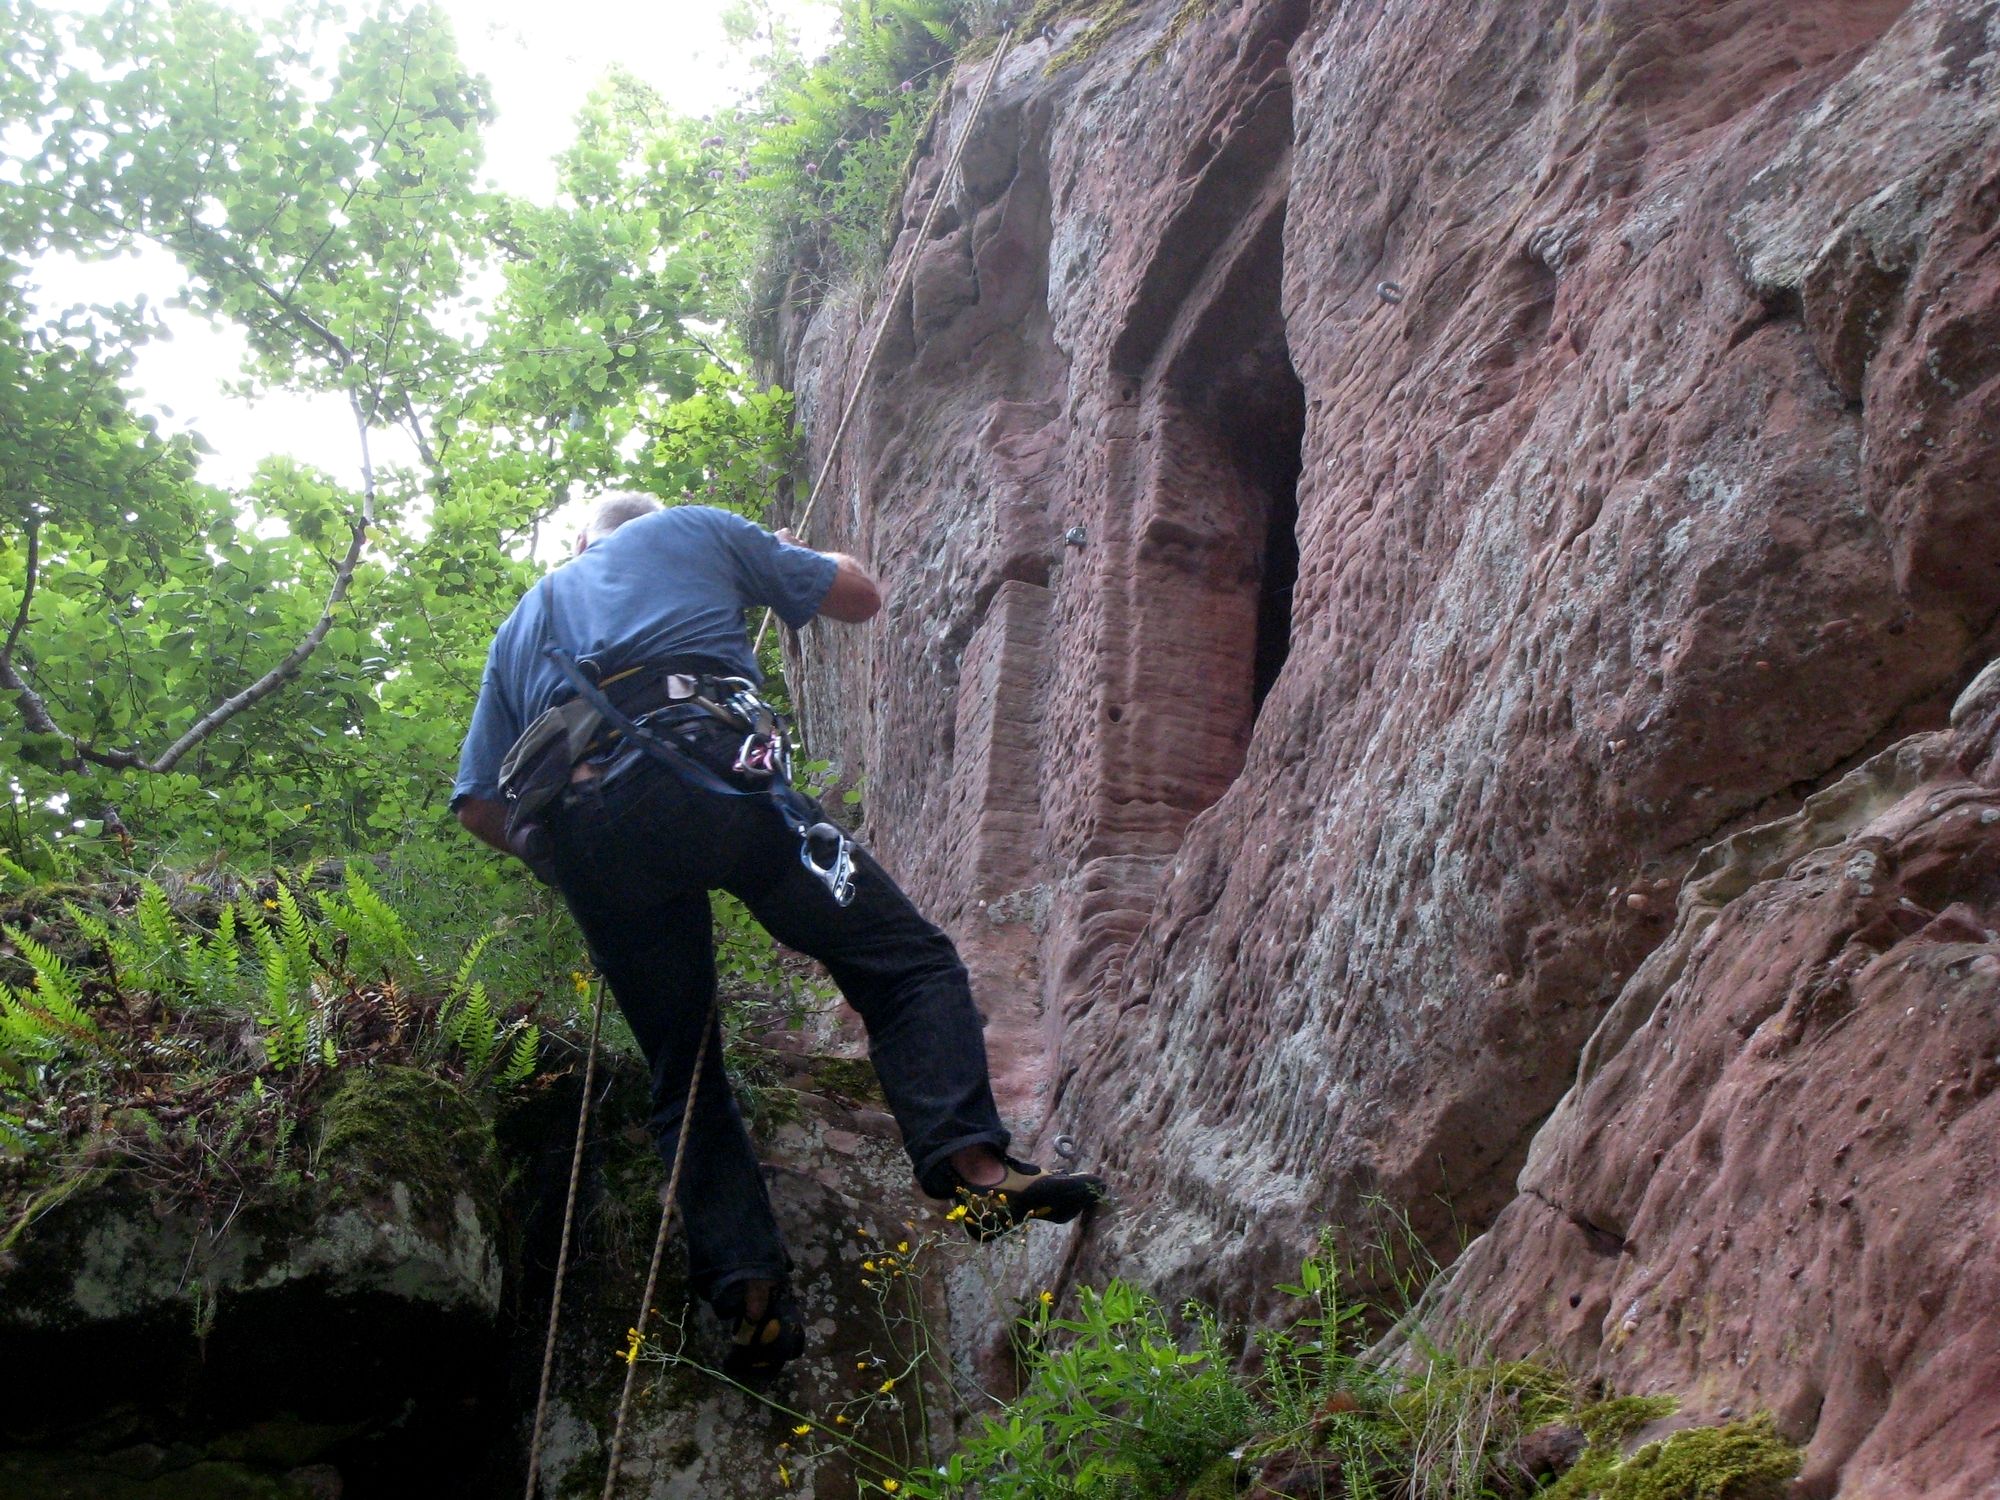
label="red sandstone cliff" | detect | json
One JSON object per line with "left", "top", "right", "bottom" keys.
{"left": 778, "top": 1, "right": 2000, "bottom": 1492}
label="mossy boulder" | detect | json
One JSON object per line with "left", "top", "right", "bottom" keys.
{"left": 0, "top": 1063, "right": 511, "bottom": 1494}
{"left": 1601, "top": 1418, "right": 1804, "bottom": 1500}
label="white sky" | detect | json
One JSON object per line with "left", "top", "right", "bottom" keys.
{"left": 23, "top": 0, "right": 838, "bottom": 493}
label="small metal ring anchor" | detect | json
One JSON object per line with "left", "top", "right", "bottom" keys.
{"left": 1375, "top": 279, "right": 1405, "bottom": 305}
{"left": 1052, "top": 1134, "right": 1080, "bottom": 1163}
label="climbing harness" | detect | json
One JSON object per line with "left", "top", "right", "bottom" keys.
{"left": 526, "top": 25, "right": 1017, "bottom": 1499}
{"left": 540, "top": 647, "right": 856, "bottom": 909}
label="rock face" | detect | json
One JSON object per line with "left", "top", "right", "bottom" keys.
{"left": 778, "top": 0, "right": 2000, "bottom": 1491}
{"left": 0, "top": 1067, "right": 510, "bottom": 1496}
{"left": 1430, "top": 655, "right": 2000, "bottom": 1497}
{"left": 0, "top": 1057, "right": 979, "bottom": 1500}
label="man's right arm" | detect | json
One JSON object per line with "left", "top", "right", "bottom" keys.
{"left": 456, "top": 796, "right": 512, "bottom": 855}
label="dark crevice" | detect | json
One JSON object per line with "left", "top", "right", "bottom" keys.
{"left": 1228, "top": 364, "right": 1306, "bottom": 715}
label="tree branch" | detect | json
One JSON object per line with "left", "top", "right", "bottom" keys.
{"left": 144, "top": 391, "right": 377, "bottom": 774}
{"left": 2, "top": 514, "right": 40, "bottom": 672}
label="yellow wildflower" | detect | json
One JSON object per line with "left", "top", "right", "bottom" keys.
{"left": 878, "top": 1377, "right": 896, "bottom": 1394}
{"left": 945, "top": 1204, "right": 968, "bottom": 1222}
{"left": 862, "top": 1260, "right": 876, "bottom": 1272}
{"left": 884, "top": 1482, "right": 901, "bottom": 1494}
{"left": 262, "top": 899, "right": 278, "bottom": 910}
{"left": 778, "top": 1463, "right": 791, "bottom": 1488}
{"left": 1039, "top": 1289, "right": 1054, "bottom": 1307}
{"left": 835, "top": 1414, "right": 850, "bottom": 1426}
{"left": 792, "top": 1424, "right": 811, "bottom": 1436}
{"left": 621, "top": 1327, "right": 643, "bottom": 1365}
{"left": 896, "top": 1240, "right": 909, "bottom": 1253}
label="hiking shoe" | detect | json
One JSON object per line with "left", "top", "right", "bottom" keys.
{"left": 716, "top": 1281, "right": 806, "bottom": 1383}
{"left": 943, "top": 1156, "right": 1107, "bottom": 1243}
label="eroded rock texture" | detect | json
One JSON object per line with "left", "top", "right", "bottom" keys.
{"left": 779, "top": 0, "right": 1998, "bottom": 1490}
{"left": 1432, "top": 663, "right": 2000, "bottom": 1498}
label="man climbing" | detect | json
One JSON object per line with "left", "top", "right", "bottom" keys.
{"left": 451, "top": 494, "right": 1103, "bottom": 1379}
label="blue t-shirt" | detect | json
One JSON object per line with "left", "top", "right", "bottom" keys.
{"left": 451, "top": 505, "right": 837, "bottom": 807}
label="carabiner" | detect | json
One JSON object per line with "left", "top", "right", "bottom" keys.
{"left": 734, "top": 733, "right": 782, "bottom": 780}
{"left": 801, "top": 821, "right": 856, "bottom": 906}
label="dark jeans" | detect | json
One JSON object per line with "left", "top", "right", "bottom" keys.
{"left": 548, "top": 739, "right": 1009, "bottom": 1307}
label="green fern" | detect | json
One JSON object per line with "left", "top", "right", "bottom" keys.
{"left": 2, "top": 987, "right": 66, "bottom": 1060}
{"left": 497, "top": 1022, "right": 540, "bottom": 1087}
{"left": 436, "top": 930, "right": 495, "bottom": 1035}
{"left": 239, "top": 895, "right": 307, "bottom": 1071}
{"left": 270, "top": 882, "right": 317, "bottom": 985}
{"left": 316, "top": 865, "right": 416, "bottom": 980}
{"left": 453, "top": 978, "right": 497, "bottom": 1073}
{"left": 133, "top": 881, "right": 180, "bottom": 981}
{"left": 1, "top": 925, "right": 103, "bottom": 1058}
{"left": 65, "top": 880, "right": 185, "bottom": 1000}
{"left": 184, "top": 903, "right": 241, "bottom": 1010}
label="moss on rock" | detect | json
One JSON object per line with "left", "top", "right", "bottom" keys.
{"left": 315, "top": 1064, "right": 498, "bottom": 1229}
{"left": 1602, "top": 1417, "right": 1803, "bottom": 1500}
{"left": 1545, "top": 1408, "right": 1801, "bottom": 1500}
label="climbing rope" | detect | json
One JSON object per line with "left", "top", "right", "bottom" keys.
{"left": 525, "top": 29, "right": 1018, "bottom": 1500}
{"left": 753, "top": 23, "right": 1017, "bottom": 657}
{"left": 600, "top": 1029, "right": 713, "bottom": 1499}
{"left": 523, "top": 975, "right": 608, "bottom": 1500}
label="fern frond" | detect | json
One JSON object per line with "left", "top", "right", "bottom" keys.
{"left": 0, "top": 985, "right": 62, "bottom": 1059}
{"left": 458, "top": 980, "right": 497, "bottom": 1073}
{"left": 272, "top": 882, "right": 316, "bottom": 982}
{"left": 346, "top": 866, "right": 415, "bottom": 966}
{"left": 186, "top": 905, "right": 241, "bottom": 1009}
{"left": 452, "top": 932, "right": 496, "bottom": 1000}
{"left": 134, "top": 881, "right": 180, "bottom": 978}
{"left": 238, "top": 895, "right": 283, "bottom": 972}
{"left": 3, "top": 925, "right": 99, "bottom": 1042}
{"left": 498, "top": 1022, "right": 539, "bottom": 1087}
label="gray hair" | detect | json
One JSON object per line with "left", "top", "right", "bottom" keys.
{"left": 584, "top": 492, "right": 663, "bottom": 541}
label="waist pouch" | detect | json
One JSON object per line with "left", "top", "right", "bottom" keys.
{"left": 496, "top": 670, "right": 783, "bottom": 867}
{"left": 497, "top": 696, "right": 604, "bottom": 860}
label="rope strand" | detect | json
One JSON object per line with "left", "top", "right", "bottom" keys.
{"left": 754, "top": 26, "right": 1017, "bottom": 658}
{"left": 524, "top": 976, "right": 608, "bottom": 1500}
{"left": 600, "top": 1027, "right": 714, "bottom": 1499}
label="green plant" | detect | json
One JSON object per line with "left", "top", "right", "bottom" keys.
{"left": 0, "top": 923, "right": 104, "bottom": 1062}
{"left": 629, "top": 1215, "right": 1736, "bottom": 1500}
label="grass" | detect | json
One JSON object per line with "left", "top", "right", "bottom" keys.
{"left": 626, "top": 1214, "right": 1805, "bottom": 1500}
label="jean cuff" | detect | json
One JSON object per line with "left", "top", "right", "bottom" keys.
{"left": 705, "top": 1261, "right": 793, "bottom": 1313}
{"left": 915, "top": 1129, "right": 1012, "bottom": 1199}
